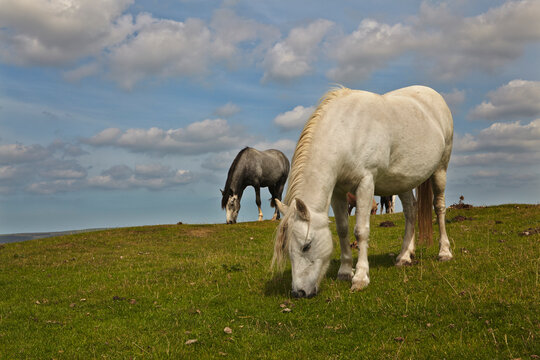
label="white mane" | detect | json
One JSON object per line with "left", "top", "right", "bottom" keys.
{"left": 284, "top": 86, "right": 351, "bottom": 205}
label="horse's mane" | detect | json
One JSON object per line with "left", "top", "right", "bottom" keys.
{"left": 283, "top": 86, "right": 351, "bottom": 205}
{"left": 272, "top": 87, "right": 350, "bottom": 271}
{"left": 221, "top": 147, "right": 250, "bottom": 209}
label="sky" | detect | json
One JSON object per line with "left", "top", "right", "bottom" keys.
{"left": 1, "top": 0, "right": 539, "bottom": 234}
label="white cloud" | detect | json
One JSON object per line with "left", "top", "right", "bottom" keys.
{"left": 459, "top": 119, "right": 540, "bottom": 152}
{"left": 84, "top": 128, "right": 123, "bottom": 146}
{"left": 201, "top": 151, "right": 236, "bottom": 171}
{"left": 87, "top": 164, "right": 193, "bottom": 190}
{"left": 83, "top": 119, "right": 256, "bottom": 155}
{"left": 0, "top": 143, "right": 50, "bottom": 164}
{"left": 107, "top": 10, "right": 278, "bottom": 89}
{"left": 107, "top": 15, "right": 214, "bottom": 89}
{"left": 0, "top": 0, "right": 135, "bottom": 66}
{"left": 1, "top": 1, "right": 539, "bottom": 88}
{"left": 418, "top": 0, "right": 540, "bottom": 79}
{"left": 262, "top": 19, "right": 333, "bottom": 82}
{"left": 0, "top": 165, "right": 28, "bottom": 181}
{"left": 327, "top": 1, "right": 540, "bottom": 83}
{"left": 47, "top": 139, "right": 88, "bottom": 157}
{"left": 327, "top": 19, "right": 413, "bottom": 83}
{"left": 452, "top": 119, "right": 540, "bottom": 166}
{"left": 214, "top": 102, "right": 241, "bottom": 118}
{"left": 0, "top": 3, "right": 278, "bottom": 88}
{"left": 40, "top": 167, "right": 87, "bottom": 180}
{"left": 451, "top": 118, "right": 540, "bottom": 188}
{"left": 0, "top": 138, "right": 197, "bottom": 194}
{"left": 210, "top": 8, "right": 279, "bottom": 63}
{"left": 441, "top": 89, "right": 466, "bottom": 110}
{"left": 469, "top": 80, "right": 540, "bottom": 120}
{"left": 273, "top": 105, "right": 314, "bottom": 131}
{"left": 102, "top": 165, "right": 132, "bottom": 180}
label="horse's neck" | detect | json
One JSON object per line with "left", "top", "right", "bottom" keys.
{"left": 229, "top": 166, "right": 247, "bottom": 196}
{"left": 295, "top": 158, "right": 336, "bottom": 215}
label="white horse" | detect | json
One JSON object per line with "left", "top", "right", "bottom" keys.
{"left": 272, "top": 85, "right": 453, "bottom": 298}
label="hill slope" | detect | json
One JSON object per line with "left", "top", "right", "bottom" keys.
{"left": 0, "top": 204, "right": 538, "bottom": 358}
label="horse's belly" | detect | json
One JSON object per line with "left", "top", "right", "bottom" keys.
{"left": 374, "top": 145, "right": 445, "bottom": 195}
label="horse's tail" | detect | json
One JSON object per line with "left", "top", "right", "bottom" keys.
{"left": 417, "top": 178, "right": 433, "bottom": 246}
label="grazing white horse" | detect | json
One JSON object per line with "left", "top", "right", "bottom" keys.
{"left": 272, "top": 85, "right": 453, "bottom": 298}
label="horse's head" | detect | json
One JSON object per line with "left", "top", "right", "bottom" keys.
{"left": 273, "top": 198, "right": 333, "bottom": 298}
{"left": 221, "top": 189, "right": 241, "bottom": 224}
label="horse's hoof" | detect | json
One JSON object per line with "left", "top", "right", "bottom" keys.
{"left": 337, "top": 271, "right": 353, "bottom": 281}
{"left": 437, "top": 253, "right": 453, "bottom": 262}
{"left": 350, "top": 277, "right": 369, "bottom": 291}
{"left": 396, "top": 259, "right": 412, "bottom": 266}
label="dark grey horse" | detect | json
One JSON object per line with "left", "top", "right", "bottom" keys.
{"left": 221, "top": 147, "right": 289, "bottom": 224}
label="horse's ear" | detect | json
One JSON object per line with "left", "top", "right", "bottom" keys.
{"left": 220, "top": 189, "right": 224, "bottom": 195}
{"left": 275, "top": 199, "right": 289, "bottom": 215}
{"left": 295, "top": 198, "right": 310, "bottom": 222}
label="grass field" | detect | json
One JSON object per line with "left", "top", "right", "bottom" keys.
{"left": 1, "top": 204, "right": 539, "bottom": 359}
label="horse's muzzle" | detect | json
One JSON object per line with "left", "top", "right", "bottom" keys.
{"left": 226, "top": 220, "right": 236, "bottom": 225}
{"left": 291, "top": 289, "right": 316, "bottom": 299}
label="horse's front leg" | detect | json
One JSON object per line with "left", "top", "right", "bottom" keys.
{"left": 396, "top": 190, "right": 416, "bottom": 266}
{"left": 254, "top": 186, "right": 263, "bottom": 221}
{"left": 331, "top": 190, "right": 353, "bottom": 281}
{"left": 351, "top": 177, "right": 374, "bottom": 291}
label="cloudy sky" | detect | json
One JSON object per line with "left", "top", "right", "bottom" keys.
{"left": 1, "top": 0, "right": 539, "bottom": 234}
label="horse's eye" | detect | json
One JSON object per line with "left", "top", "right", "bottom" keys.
{"left": 302, "top": 242, "right": 311, "bottom": 252}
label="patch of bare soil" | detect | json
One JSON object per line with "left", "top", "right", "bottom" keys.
{"left": 186, "top": 228, "right": 215, "bottom": 238}
{"left": 379, "top": 221, "right": 396, "bottom": 227}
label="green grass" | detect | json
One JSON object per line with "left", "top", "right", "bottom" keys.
{"left": 1, "top": 204, "right": 539, "bottom": 359}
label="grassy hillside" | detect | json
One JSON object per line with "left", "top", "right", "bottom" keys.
{"left": 1, "top": 204, "right": 538, "bottom": 359}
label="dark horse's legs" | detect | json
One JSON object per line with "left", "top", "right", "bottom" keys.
{"left": 270, "top": 180, "right": 286, "bottom": 221}
{"left": 254, "top": 186, "right": 263, "bottom": 221}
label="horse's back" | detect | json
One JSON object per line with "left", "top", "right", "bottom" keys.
{"left": 384, "top": 86, "right": 453, "bottom": 138}
{"left": 240, "top": 148, "right": 289, "bottom": 187}
{"left": 316, "top": 86, "right": 453, "bottom": 195}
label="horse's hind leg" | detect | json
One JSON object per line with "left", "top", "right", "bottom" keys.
{"left": 255, "top": 186, "right": 263, "bottom": 221}
{"left": 331, "top": 190, "right": 353, "bottom": 281}
{"left": 396, "top": 190, "right": 416, "bottom": 266}
{"left": 432, "top": 170, "right": 452, "bottom": 261}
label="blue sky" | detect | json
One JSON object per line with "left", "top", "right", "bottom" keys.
{"left": 1, "top": 0, "right": 539, "bottom": 234}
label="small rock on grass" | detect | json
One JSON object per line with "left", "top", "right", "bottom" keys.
{"left": 185, "top": 339, "right": 198, "bottom": 345}
{"left": 223, "top": 327, "right": 232, "bottom": 334}
{"left": 519, "top": 227, "right": 540, "bottom": 236}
